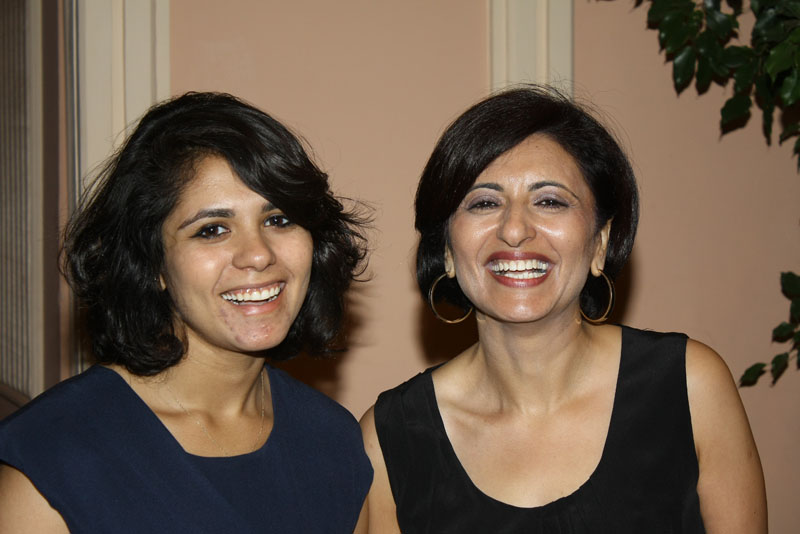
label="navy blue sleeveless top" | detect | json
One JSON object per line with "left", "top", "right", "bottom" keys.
{"left": 375, "top": 326, "right": 704, "bottom": 533}
{"left": 0, "top": 365, "right": 372, "bottom": 533}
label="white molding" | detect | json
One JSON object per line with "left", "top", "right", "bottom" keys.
{"left": 76, "top": 0, "right": 170, "bottom": 189}
{"left": 26, "top": 0, "right": 44, "bottom": 394}
{"left": 490, "top": 0, "right": 573, "bottom": 95}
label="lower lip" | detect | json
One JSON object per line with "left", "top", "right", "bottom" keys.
{"left": 225, "top": 292, "right": 282, "bottom": 315}
{"left": 489, "top": 269, "right": 550, "bottom": 288}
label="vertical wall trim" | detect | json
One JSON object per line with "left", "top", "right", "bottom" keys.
{"left": 26, "top": 0, "right": 44, "bottom": 394}
{"left": 489, "top": 0, "right": 573, "bottom": 95}
{"left": 75, "top": 0, "right": 170, "bottom": 192}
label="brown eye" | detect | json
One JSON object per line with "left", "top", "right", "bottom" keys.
{"left": 264, "top": 214, "right": 292, "bottom": 227}
{"left": 194, "top": 224, "right": 228, "bottom": 239}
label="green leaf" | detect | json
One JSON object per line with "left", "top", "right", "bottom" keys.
{"left": 703, "top": 0, "right": 721, "bottom": 10}
{"left": 780, "top": 69, "right": 800, "bottom": 106}
{"left": 740, "top": 362, "right": 767, "bottom": 386}
{"left": 723, "top": 46, "right": 755, "bottom": 69}
{"left": 791, "top": 298, "right": 800, "bottom": 324}
{"left": 706, "top": 9, "right": 737, "bottom": 39}
{"left": 696, "top": 30, "right": 729, "bottom": 78}
{"left": 754, "top": 10, "right": 786, "bottom": 44}
{"left": 779, "top": 122, "right": 800, "bottom": 142}
{"left": 733, "top": 58, "right": 758, "bottom": 93}
{"left": 795, "top": 137, "right": 800, "bottom": 170}
{"left": 720, "top": 93, "right": 752, "bottom": 125}
{"left": 774, "top": 321, "right": 795, "bottom": 342}
{"left": 696, "top": 56, "right": 713, "bottom": 92}
{"left": 781, "top": 271, "right": 800, "bottom": 298}
{"left": 755, "top": 75, "right": 776, "bottom": 141}
{"left": 766, "top": 41, "right": 795, "bottom": 81}
{"left": 771, "top": 352, "right": 790, "bottom": 384}
{"left": 673, "top": 46, "right": 697, "bottom": 91}
{"left": 751, "top": 0, "right": 764, "bottom": 15}
{"left": 660, "top": 11, "right": 694, "bottom": 54}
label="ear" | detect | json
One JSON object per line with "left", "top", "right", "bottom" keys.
{"left": 590, "top": 219, "right": 612, "bottom": 277}
{"left": 444, "top": 247, "right": 456, "bottom": 278}
{"left": 158, "top": 274, "right": 167, "bottom": 291}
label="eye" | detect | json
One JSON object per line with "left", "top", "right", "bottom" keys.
{"left": 193, "top": 224, "right": 229, "bottom": 239}
{"left": 264, "top": 213, "right": 293, "bottom": 228}
{"left": 466, "top": 197, "right": 501, "bottom": 211}
{"left": 535, "top": 196, "right": 569, "bottom": 209}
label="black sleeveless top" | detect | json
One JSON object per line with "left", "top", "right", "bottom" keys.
{"left": 374, "top": 326, "right": 705, "bottom": 533}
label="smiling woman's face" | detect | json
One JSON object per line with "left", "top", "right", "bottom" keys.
{"left": 159, "top": 155, "right": 313, "bottom": 358}
{"left": 446, "top": 134, "right": 610, "bottom": 325}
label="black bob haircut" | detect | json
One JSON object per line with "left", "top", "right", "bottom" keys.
{"left": 63, "top": 92, "right": 368, "bottom": 375}
{"left": 415, "top": 85, "right": 639, "bottom": 319}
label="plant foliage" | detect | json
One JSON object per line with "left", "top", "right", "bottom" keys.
{"left": 635, "top": 0, "right": 800, "bottom": 167}
{"left": 624, "top": 0, "right": 800, "bottom": 386}
{"left": 740, "top": 272, "right": 800, "bottom": 385}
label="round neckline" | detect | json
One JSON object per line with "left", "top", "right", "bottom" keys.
{"left": 424, "top": 325, "right": 626, "bottom": 512}
{"left": 94, "top": 364, "right": 277, "bottom": 461}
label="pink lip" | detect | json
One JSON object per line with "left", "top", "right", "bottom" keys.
{"left": 485, "top": 251, "right": 553, "bottom": 288}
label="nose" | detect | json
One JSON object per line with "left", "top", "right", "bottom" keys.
{"left": 231, "top": 228, "right": 275, "bottom": 271}
{"left": 497, "top": 203, "right": 535, "bottom": 247}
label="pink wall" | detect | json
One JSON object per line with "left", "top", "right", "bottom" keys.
{"left": 170, "top": 0, "right": 489, "bottom": 410}
{"left": 172, "top": 1, "right": 798, "bottom": 530}
{"left": 574, "top": 2, "right": 800, "bottom": 531}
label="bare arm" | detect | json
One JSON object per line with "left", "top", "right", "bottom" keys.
{"left": 686, "top": 339, "right": 767, "bottom": 533}
{"left": 359, "top": 406, "right": 401, "bottom": 534}
{"left": 0, "top": 464, "right": 70, "bottom": 534}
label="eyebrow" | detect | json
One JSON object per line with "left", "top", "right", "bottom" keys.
{"left": 177, "top": 202, "right": 276, "bottom": 230}
{"left": 467, "top": 180, "right": 579, "bottom": 200}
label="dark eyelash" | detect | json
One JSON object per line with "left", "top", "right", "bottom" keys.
{"left": 467, "top": 199, "right": 499, "bottom": 210}
{"left": 537, "top": 197, "right": 568, "bottom": 208}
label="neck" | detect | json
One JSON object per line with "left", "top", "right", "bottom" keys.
{"left": 465, "top": 307, "right": 600, "bottom": 413}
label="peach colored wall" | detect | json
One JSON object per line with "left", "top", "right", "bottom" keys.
{"left": 172, "top": 1, "right": 798, "bottom": 530}
{"left": 574, "top": 2, "right": 800, "bottom": 532}
{"left": 170, "top": 0, "right": 489, "bottom": 411}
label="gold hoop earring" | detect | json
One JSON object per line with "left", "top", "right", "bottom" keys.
{"left": 580, "top": 270, "right": 615, "bottom": 325}
{"left": 428, "top": 273, "right": 473, "bottom": 324}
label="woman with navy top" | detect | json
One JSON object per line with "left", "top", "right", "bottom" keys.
{"left": 0, "top": 92, "right": 372, "bottom": 533}
{"left": 360, "top": 86, "right": 767, "bottom": 533}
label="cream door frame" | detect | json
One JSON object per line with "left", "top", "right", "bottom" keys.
{"left": 72, "top": 0, "right": 170, "bottom": 195}
{"left": 490, "top": 0, "right": 573, "bottom": 94}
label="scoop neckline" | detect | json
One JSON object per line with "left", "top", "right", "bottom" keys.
{"left": 424, "top": 325, "right": 626, "bottom": 512}
{"left": 94, "top": 364, "right": 277, "bottom": 461}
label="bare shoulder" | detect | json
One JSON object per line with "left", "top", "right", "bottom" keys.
{"left": 0, "top": 464, "right": 69, "bottom": 533}
{"left": 683, "top": 339, "right": 767, "bottom": 533}
{"left": 358, "top": 406, "right": 401, "bottom": 534}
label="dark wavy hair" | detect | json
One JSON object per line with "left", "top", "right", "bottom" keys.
{"left": 415, "top": 85, "right": 639, "bottom": 319}
{"left": 63, "top": 92, "right": 368, "bottom": 375}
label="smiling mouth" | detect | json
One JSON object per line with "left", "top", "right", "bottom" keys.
{"left": 489, "top": 259, "right": 550, "bottom": 280}
{"left": 221, "top": 284, "right": 283, "bottom": 305}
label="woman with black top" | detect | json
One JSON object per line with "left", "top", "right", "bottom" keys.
{"left": 360, "top": 86, "right": 766, "bottom": 533}
{"left": 0, "top": 92, "right": 372, "bottom": 533}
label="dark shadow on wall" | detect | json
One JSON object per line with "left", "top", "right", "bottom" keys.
{"left": 272, "top": 284, "right": 370, "bottom": 400}
{"left": 416, "top": 298, "right": 478, "bottom": 366}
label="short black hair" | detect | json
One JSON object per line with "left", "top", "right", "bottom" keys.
{"left": 63, "top": 92, "right": 368, "bottom": 375}
{"left": 415, "top": 85, "right": 639, "bottom": 318}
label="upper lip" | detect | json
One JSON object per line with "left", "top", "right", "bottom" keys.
{"left": 486, "top": 251, "right": 552, "bottom": 263}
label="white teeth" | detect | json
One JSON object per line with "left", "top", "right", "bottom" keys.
{"left": 490, "top": 259, "right": 549, "bottom": 274}
{"left": 221, "top": 285, "right": 282, "bottom": 303}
